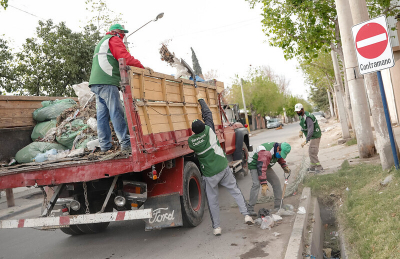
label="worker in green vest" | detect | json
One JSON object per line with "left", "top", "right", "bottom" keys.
{"left": 295, "top": 103, "right": 323, "bottom": 173}
{"left": 189, "top": 98, "right": 254, "bottom": 236}
{"left": 89, "top": 24, "right": 152, "bottom": 153}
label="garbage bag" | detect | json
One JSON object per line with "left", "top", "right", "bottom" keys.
{"left": 74, "top": 134, "right": 97, "bottom": 150}
{"left": 260, "top": 216, "right": 274, "bottom": 230}
{"left": 33, "top": 99, "right": 77, "bottom": 122}
{"left": 15, "top": 142, "right": 68, "bottom": 164}
{"left": 31, "top": 120, "right": 57, "bottom": 141}
{"left": 72, "top": 82, "right": 94, "bottom": 108}
{"left": 56, "top": 119, "right": 88, "bottom": 149}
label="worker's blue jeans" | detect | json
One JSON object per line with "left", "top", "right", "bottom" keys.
{"left": 90, "top": 84, "right": 130, "bottom": 151}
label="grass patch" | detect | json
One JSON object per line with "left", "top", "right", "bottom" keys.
{"left": 346, "top": 138, "right": 357, "bottom": 146}
{"left": 304, "top": 162, "right": 400, "bottom": 259}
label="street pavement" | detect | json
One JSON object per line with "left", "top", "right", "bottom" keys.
{"left": 0, "top": 123, "right": 304, "bottom": 259}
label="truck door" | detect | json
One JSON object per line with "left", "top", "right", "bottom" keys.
{"left": 222, "top": 107, "right": 236, "bottom": 155}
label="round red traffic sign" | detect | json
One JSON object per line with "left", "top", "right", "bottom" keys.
{"left": 355, "top": 22, "right": 388, "bottom": 59}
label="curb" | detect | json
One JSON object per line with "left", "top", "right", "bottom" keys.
{"left": 0, "top": 189, "right": 42, "bottom": 205}
{"left": 0, "top": 203, "right": 42, "bottom": 220}
{"left": 284, "top": 187, "right": 312, "bottom": 259}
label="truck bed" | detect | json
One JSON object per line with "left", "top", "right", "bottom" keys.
{"left": 0, "top": 66, "right": 225, "bottom": 189}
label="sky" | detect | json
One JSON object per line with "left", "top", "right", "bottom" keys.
{"left": 0, "top": 0, "right": 307, "bottom": 98}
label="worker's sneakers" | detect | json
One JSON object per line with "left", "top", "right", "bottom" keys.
{"left": 245, "top": 215, "right": 254, "bottom": 225}
{"left": 121, "top": 146, "right": 132, "bottom": 155}
{"left": 314, "top": 167, "right": 324, "bottom": 174}
{"left": 307, "top": 166, "right": 316, "bottom": 172}
{"left": 213, "top": 227, "right": 222, "bottom": 236}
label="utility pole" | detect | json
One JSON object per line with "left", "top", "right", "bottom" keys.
{"left": 327, "top": 89, "right": 335, "bottom": 118}
{"left": 348, "top": 0, "right": 395, "bottom": 169}
{"left": 6, "top": 189, "right": 15, "bottom": 207}
{"left": 331, "top": 50, "right": 351, "bottom": 140}
{"left": 240, "top": 79, "right": 250, "bottom": 133}
{"left": 335, "top": 0, "right": 375, "bottom": 158}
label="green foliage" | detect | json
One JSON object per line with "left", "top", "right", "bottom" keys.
{"left": 246, "top": 0, "right": 400, "bottom": 60}
{"left": 247, "top": 0, "right": 337, "bottom": 60}
{"left": 299, "top": 50, "right": 334, "bottom": 112}
{"left": 227, "top": 66, "right": 310, "bottom": 117}
{"left": 85, "top": 0, "right": 126, "bottom": 33}
{"left": 191, "top": 47, "right": 203, "bottom": 77}
{"left": 1, "top": 0, "right": 7, "bottom": 10}
{"left": 0, "top": 37, "right": 18, "bottom": 92}
{"left": 3, "top": 20, "right": 101, "bottom": 96}
{"left": 305, "top": 163, "right": 400, "bottom": 259}
{"left": 283, "top": 94, "right": 311, "bottom": 118}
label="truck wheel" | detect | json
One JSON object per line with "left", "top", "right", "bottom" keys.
{"left": 181, "top": 161, "right": 205, "bottom": 227}
{"left": 60, "top": 225, "right": 84, "bottom": 236}
{"left": 74, "top": 195, "right": 113, "bottom": 234}
{"left": 240, "top": 141, "right": 249, "bottom": 176}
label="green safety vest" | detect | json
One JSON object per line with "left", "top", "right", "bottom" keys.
{"left": 89, "top": 34, "right": 121, "bottom": 87}
{"left": 300, "top": 111, "right": 322, "bottom": 139}
{"left": 188, "top": 125, "right": 228, "bottom": 177}
{"left": 248, "top": 142, "right": 279, "bottom": 170}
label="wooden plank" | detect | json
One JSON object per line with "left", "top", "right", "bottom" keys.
{"left": 179, "top": 81, "right": 185, "bottom": 103}
{"left": 0, "top": 108, "right": 35, "bottom": 118}
{"left": 0, "top": 96, "right": 78, "bottom": 102}
{"left": 138, "top": 73, "right": 153, "bottom": 135}
{"left": 0, "top": 101, "right": 43, "bottom": 109}
{"left": 0, "top": 118, "right": 36, "bottom": 128}
{"left": 152, "top": 123, "right": 171, "bottom": 134}
{"left": 172, "top": 121, "right": 188, "bottom": 130}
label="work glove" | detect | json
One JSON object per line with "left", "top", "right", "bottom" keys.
{"left": 301, "top": 141, "right": 308, "bottom": 148}
{"left": 145, "top": 67, "right": 154, "bottom": 75}
{"left": 261, "top": 184, "right": 269, "bottom": 197}
{"left": 299, "top": 130, "right": 303, "bottom": 138}
{"left": 283, "top": 166, "right": 291, "bottom": 174}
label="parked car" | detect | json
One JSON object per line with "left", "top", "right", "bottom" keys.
{"left": 267, "top": 118, "right": 284, "bottom": 129}
{"left": 312, "top": 112, "right": 325, "bottom": 120}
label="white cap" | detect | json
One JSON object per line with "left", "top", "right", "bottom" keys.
{"left": 294, "top": 103, "right": 303, "bottom": 112}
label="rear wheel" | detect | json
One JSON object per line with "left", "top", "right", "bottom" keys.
{"left": 181, "top": 161, "right": 205, "bottom": 227}
{"left": 60, "top": 224, "right": 84, "bottom": 236}
{"left": 240, "top": 141, "right": 249, "bottom": 176}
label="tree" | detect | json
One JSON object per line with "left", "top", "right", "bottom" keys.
{"left": 191, "top": 47, "right": 203, "bottom": 78}
{"left": 4, "top": 20, "right": 101, "bottom": 96}
{"left": 1, "top": 0, "right": 7, "bottom": 10}
{"left": 0, "top": 37, "right": 18, "bottom": 93}
{"left": 85, "top": 0, "right": 126, "bottom": 33}
{"left": 299, "top": 50, "right": 335, "bottom": 112}
{"left": 203, "top": 69, "right": 219, "bottom": 80}
{"left": 228, "top": 66, "right": 285, "bottom": 116}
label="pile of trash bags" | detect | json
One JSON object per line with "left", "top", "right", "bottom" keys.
{"left": 14, "top": 82, "right": 108, "bottom": 164}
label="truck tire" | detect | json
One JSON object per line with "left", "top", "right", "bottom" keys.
{"left": 240, "top": 141, "right": 249, "bottom": 176}
{"left": 60, "top": 225, "right": 84, "bottom": 236}
{"left": 181, "top": 161, "right": 205, "bottom": 227}
{"left": 74, "top": 195, "right": 113, "bottom": 234}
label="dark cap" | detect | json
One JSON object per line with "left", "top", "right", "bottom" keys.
{"left": 192, "top": 119, "right": 205, "bottom": 134}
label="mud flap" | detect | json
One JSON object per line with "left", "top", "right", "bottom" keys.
{"left": 143, "top": 192, "right": 183, "bottom": 231}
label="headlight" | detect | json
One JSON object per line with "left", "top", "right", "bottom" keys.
{"left": 114, "top": 196, "right": 126, "bottom": 207}
{"left": 70, "top": 200, "right": 81, "bottom": 211}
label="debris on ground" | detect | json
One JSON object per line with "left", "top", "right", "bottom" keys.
{"left": 297, "top": 206, "right": 306, "bottom": 214}
{"left": 380, "top": 174, "right": 393, "bottom": 187}
{"left": 272, "top": 232, "right": 281, "bottom": 237}
{"left": 258, "top": 208, "right": 270, "bottom": 218}
{"left": 260, "top": 216, "right": 274, "bottom": 230}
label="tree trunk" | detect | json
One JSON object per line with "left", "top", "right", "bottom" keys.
{"left": 349, "top": 0, "right": 395, "bottom": 169}
{"left": 335, "top": 0, "right": 375, "bottom": 158}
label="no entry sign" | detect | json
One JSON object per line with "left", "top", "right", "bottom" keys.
{"left": 351, "top": 15, "right": 395, "bottom": 75}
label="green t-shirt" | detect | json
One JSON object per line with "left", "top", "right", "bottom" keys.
{"left": 188, "top": 125, "right": 228, "bottom": 177}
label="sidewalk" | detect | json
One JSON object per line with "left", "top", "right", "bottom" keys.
{"left": 0, "top": 187, "right": 42, "bottom": 220}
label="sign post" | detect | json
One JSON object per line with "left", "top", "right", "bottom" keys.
{"left": 352, "top": 15, "right": 399, "bottom": 169}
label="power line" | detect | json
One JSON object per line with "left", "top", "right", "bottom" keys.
{"left": 9, "top": 5, "right": 46, "bottom": 20}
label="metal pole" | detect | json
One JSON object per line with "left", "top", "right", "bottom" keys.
{"left": 240, "top": 79, "right": 250, "bottom": 133}
{"left": 6, "top": 189, "right": 15, "bottom": 207}
{"left": 377, "top": 71, "right": 399, "bottom": 169}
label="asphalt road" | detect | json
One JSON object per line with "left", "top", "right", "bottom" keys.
{"left": 0, "top": 123, "right": 302, "bottom": 259}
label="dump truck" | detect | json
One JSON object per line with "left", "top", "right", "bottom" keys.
{"left": 0, "top": 59, "right": 251, "bottom": 235}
